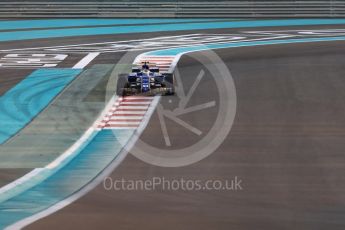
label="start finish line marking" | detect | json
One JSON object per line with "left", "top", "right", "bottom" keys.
{"left": 0, "top": 53, "right": 67, "bottom": 68}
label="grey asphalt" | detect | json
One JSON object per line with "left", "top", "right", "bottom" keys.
{"left": 25, "top": 39, "right": 345, "bottom": 230}
{"left": 0, "top": 24, "right": 345, "bottom": 229}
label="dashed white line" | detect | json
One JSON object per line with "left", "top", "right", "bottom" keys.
{"left": 72, "top": 52, "right": 100, "bottom": 69}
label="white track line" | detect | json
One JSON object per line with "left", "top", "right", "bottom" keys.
{"left": 72, "top": 52, "right": 100, "bottom": 69}
{"left": 119, "top": 101, "right": 151, "bottom": 105}
{"left": 108, "top": 115, "right": 143, "bottom": 120}
{"left": 113, "top": 111, "right": 146, "bottom": 115}
{"left": 103, "top": 126, "right": 137, "bottom": 130}
{"left": 117, "top": 105, "right": 149, "bottom": 109}
{"left": 5, "top": 96, "right": 161, "bottom": 230}
{"left": 122, "top": 97, "right": 153, "bottom": 100}
{"left": 107, "top": 121, "right": 141, "bottom": 125}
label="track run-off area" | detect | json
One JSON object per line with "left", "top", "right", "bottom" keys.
{"left": 0, "top": 19, "right": 345, "bottom": 229}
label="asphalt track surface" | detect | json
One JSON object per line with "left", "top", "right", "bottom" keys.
{"left": 1, "top": 22, "right": 345, "bottom": 229}
{"left": 27, "top": 36, "right": 345, "bottom": 229}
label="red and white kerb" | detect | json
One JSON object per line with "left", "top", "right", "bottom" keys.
{"left": 98, "top": 96, "right": 153, "bottom": 130}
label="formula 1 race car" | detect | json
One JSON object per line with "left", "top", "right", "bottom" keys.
{"left": 116, "top": 62, "right": 175, "bottom": 96}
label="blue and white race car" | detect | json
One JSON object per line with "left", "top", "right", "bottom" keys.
{"left": 116, "top": 62, "right": 175, "bottom": 96}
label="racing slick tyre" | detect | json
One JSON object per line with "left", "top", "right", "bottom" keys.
{"left": 162, "top": 73, "right": 175, "bottom": 95}
{"left": 116, "top": 74, "right": 128, "bottom": 96}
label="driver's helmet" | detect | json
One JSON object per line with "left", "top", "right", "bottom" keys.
{"left": 142, "top": 62, "right": 150, "bottom": 70}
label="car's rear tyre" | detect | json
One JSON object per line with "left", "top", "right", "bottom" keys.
{"left": 116, "top": 74, "right": 128, "bottom": 96}
{"left": 163, "top": 73, "right": 175, "bottom": 95}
